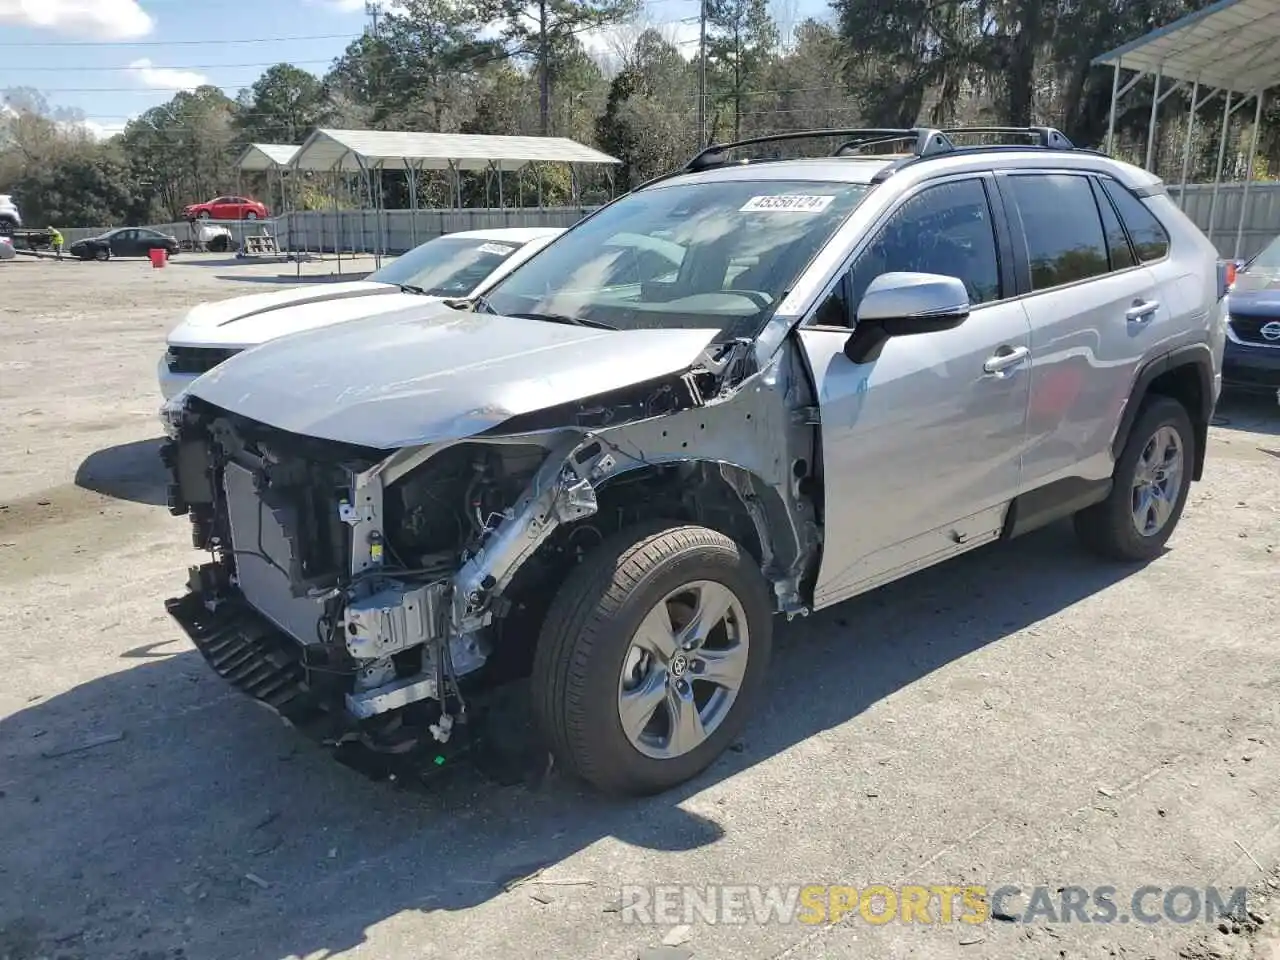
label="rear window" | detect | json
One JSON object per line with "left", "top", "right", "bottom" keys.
{"left": 370, "top": 235, "right": 524, "bottom": 297}
{"left": 1099, "top": 179, "right": 1170, "bottom": 262}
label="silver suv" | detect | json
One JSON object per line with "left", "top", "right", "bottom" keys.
{"left": 161, "top": 127, "right": 1227, "bottom": 796}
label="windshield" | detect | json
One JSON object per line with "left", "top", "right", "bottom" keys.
{"left": 1246, "top": 233, "right": 1280, "bottom": 274}
{"left": 482, "top": 179, "right": 870, "bottom": 340}
{"left": 370, "top": 234, "right": 527, "bottom": 297}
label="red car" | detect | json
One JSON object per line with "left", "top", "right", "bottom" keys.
{"left": 183, "top": 196, "right": 269, "bottom": 221}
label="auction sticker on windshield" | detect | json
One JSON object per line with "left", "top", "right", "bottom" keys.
{"left": 740, "top": 195, "right": 835, "bottom": 213}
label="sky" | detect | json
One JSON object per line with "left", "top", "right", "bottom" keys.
{"left": 0, "top": 0, "right": 823, "bottom": 140}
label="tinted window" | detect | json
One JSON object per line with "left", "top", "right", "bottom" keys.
{"left": 1100, "top": 178, "right": 1170, "bottom": 262}
{"left": 1092, "top": 180, "right": 1136, "bottom": 270}
{"left": 848, "top": 178, "right": 1002, "bottom": 312}
{"left": 1008, "top": 174, "right": 1109, "bottom": 290}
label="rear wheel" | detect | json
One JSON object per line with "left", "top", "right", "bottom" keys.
{"left": 1074, "top": 396, "right": 1194, "bottom": 562}
{"left": 532, "top": 522, "right": 772, "bottom": 796}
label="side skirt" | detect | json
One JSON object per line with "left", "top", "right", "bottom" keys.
{"left": 1001, "top": 477, "right": 1112, "bottom": 541}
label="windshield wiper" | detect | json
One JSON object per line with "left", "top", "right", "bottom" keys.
{"left": 442, "top": 293, "right": 496, "bottom": 313}
{"left": 397, "top": 282, "right": 430, "bottom": 296}
{"left": 509, "top": 311, "right": 617, "bottom": 331}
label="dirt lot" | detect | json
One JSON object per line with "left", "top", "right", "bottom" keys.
{"left": 2, "top": 252, "right": 1279, "bottom": 960}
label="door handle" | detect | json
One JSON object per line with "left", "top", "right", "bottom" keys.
{"left": 983, "top": 345, "right": 1031, "bottom": 375}
{"left": 1126, "top": 300, "right": 1160, "bottom": 323}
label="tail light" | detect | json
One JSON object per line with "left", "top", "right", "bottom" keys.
{"left": 1217, "top": 260, "right": 1235, "bottom": 299}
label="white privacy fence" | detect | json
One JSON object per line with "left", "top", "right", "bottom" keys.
{"left": 1165, "top": 183, "right": 1280, "bottom": 260}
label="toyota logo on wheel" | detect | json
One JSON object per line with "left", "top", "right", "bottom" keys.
{"left": 1262, "top": 321, "right": 1280, "bottom": 342}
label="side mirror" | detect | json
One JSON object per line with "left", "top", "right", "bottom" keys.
{"left": 845, "top": 271, "right": 971, "bottom": 364}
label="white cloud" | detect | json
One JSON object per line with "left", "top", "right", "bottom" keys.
{"left": 580, "top": 18, "right": 701, "bottom": 68}
{"left": 309, "top": 0, "right": 401, "bottom": 11}
{"left": 127, "top": 58, "right": 210, "bottom": 91}
{"left": 79, "top": 119, "right": 129, "bottom": 140}
{"left": 0, "top": 0, "right": 153, "bottom": 40}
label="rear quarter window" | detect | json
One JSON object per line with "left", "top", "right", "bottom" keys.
{"left": 1099, "top": 178, "right": 1170, "bottom": 262}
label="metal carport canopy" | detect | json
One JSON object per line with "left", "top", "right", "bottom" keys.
{"left": 234, "top": 143, "right": 300, "bottom": 172}
{"left": 289, "top": 129, "right": 621, "bottom": 173}
{"left": 1092, "top": 0, "right": 1280, "bottom": 94}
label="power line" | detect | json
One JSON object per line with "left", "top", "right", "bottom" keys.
{"left": 0, "top": 33, "right": 359, "bottom": 48}
{"left": 10, "top": 59, "right": 339, "bottom": 72}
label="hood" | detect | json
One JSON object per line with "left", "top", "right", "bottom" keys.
{"left": 187, "top": 304, "right": 720, "bottom": 449}
{"left": 1228, "top": 269, "right": 1280, "bottom": 315}
{"left": 166, "top": 280, "right": 428, "bottom": 348}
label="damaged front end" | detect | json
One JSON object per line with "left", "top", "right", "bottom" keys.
{"left": 161, "top": 331, "right": 820, "bottom": 761}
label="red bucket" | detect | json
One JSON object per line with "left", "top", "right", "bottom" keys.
{"left": 149, "top": 247, "right": 167, "bottom": 269}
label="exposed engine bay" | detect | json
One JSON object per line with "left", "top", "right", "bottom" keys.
{"left": 160, "top": 337, "right": 820, "bottom": 764}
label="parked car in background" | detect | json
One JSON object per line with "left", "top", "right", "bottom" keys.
{"left": 183, "top": 196, "right": 269, "bottom": 221}
{"left": 70, "top": 228, "right": 180, "bottom": 261}
{"left": 157, "top": 226, "right": 565, "bottom": 399}
{"left": 1222, "top": 232, "right": 1280, "bottom": 393}
{"left": 0, "top": 235, "right": 15, "bottom": 259}
{"left": 0, "top": 193, "right": 20, "bottom": 234}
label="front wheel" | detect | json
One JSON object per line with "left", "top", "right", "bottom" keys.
{"left": 197, "top": 211, "right": 211, "bottom": 220}
{"left": 94, "top": 247, "right": 110, "bottom": 261}
{"left": 1074, "top": 396, "right": 1195, "bottom": 562}
{"left": 531, "top": 522, "right": 773, "bottom": 796}
{"left": 245, "top": 211, "right": 258, "bottom": 221}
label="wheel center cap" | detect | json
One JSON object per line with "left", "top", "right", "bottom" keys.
{"left": 669, "top": 653, "right": 689, "bottom": 678}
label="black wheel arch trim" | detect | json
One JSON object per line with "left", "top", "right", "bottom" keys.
{"left": 1113, "top": 342, "right": 1215, "bottom": 481}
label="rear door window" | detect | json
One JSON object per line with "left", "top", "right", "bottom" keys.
{"left": 1006, "top": 174, "right": 1110, "bottom": 290}
{"left": 1099, "top": 178, "right": 1171, "bottom": 262}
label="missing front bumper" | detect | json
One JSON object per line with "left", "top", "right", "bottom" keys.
{"left": 165, "top": 588, "right": 323, "bottom": 727}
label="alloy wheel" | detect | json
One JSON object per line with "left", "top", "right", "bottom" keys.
{"left": 617, "top": 580, "right": 750, "bottom": 761}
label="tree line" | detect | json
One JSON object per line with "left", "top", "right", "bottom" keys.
{"left": 1, "top": 0, "right": 1274, "bottom": 229}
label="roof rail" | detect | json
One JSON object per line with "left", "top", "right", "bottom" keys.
{"left": 676, "top": 125, "right": 1077, "bottom": 177}
{"left": 939, "top": 126, "right": 1075, "bottom": 149}
{"left": 683, "top": 128, "right": 954, "bottom": 173}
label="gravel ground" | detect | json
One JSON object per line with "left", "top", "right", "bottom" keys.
{"left": 2, "top": 252, "right": 1279, "bottom": 960}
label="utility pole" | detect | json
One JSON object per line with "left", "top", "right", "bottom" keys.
{"left": 697, "top": 0, "right": 707, "bottom": 147}
{"left": 364, "top": 1, "right": 381, "bottom": 37}
{"left": 538, "top": 0, "right": 550, "bottom": 137}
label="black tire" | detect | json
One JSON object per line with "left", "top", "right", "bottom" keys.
{"left": 1074, "top": 395, "right": 1195, "bottom": 562}
{"left": 245, "top": 211, "right": 258, "bottom": 220}
{"left": 0, "top": 218, "right": 15, "bottom": 237}
{"left": 94, "top": 247, "right": 110, "bottom": 262}
{"left": 197, "top": 211, "right": 211, "bottom": 220}
{"left": 531, "top": 522, "right": 773, "bottom": 796}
